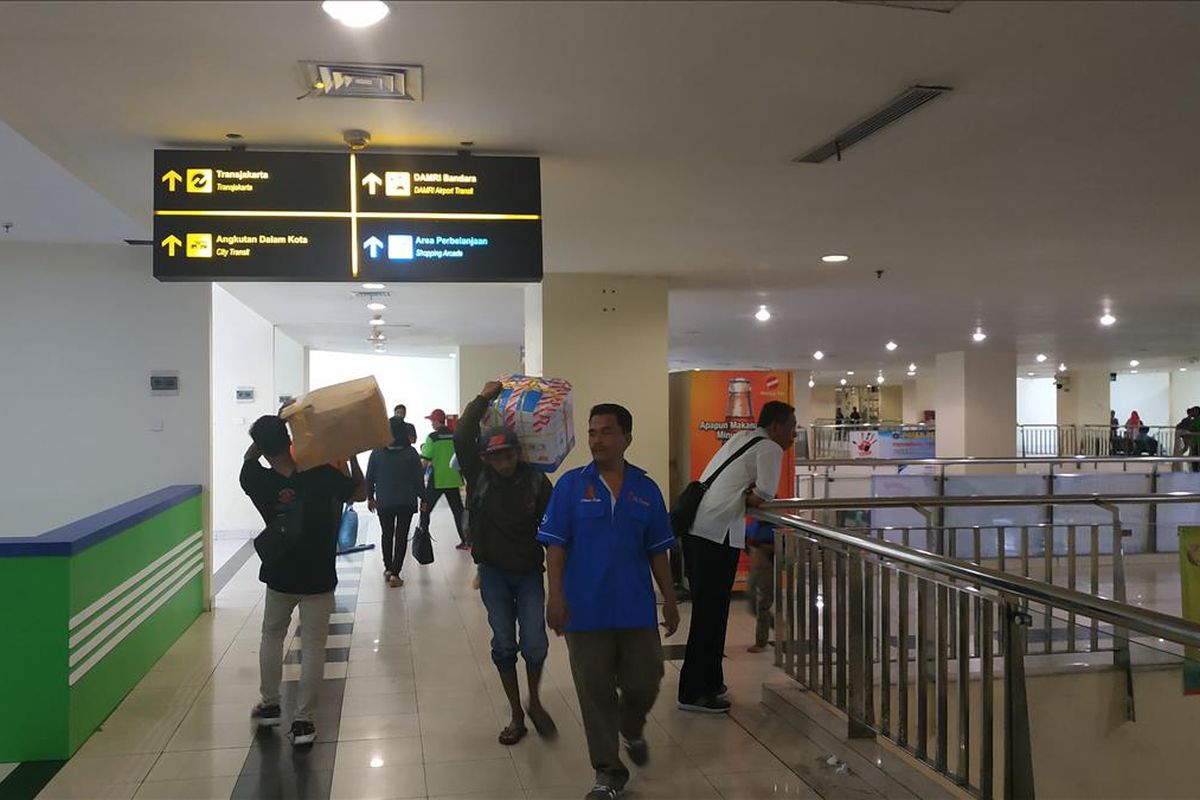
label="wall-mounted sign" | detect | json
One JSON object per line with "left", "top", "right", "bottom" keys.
{"left": 153, "top": 150, "right": 542, "bottom": 283}
{"left": 149, "top": 371, "right": 179, "bottom": 396}
{"left": 236, "top": 387, "right": 256, "bottom": 403}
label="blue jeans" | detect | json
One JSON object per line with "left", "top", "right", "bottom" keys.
{"left": 478, "top": 563, "right": 549, "bottom": 673}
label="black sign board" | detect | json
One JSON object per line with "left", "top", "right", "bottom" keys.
{"left": 153, "top": 150, "right": 542, "bottom": 282}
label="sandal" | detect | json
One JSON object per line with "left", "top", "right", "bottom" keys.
{"left": 498, "top": 722, "right": 528, "bottom": 745}
{"left": 527, "top": 705, "right": 558, "bottom": 739}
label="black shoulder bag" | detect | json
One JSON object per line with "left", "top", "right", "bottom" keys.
{"left": 669, "top": 436, "right": 765, "bottom": 539}
{"left": 254, "top": 496, "right": 305, "bottom": 565}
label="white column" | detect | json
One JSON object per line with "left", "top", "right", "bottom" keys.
{"left": 935, "top": 349, "right": 1017, "bottom": 458}
{"left": 457, "top": 344, "right": 522, "bottom": 410}
{"left": 524, "top": 274, "right": 669, "bottom": 485}
{"left": 1056, "top": 367, "right": 1111, "bottom": 428}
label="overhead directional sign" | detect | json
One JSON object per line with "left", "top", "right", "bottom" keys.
{"left": 153, "top": 150, "right": 542, "bottom": 282}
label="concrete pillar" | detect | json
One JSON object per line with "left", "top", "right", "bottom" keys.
{"left": 1056, "top": 368, "right": 1111, "bottom": 428}
{"left": 935, "top": 349, "right": 1017, "bottom": 458}
{"left": 524, "top": 274, "right": 669, "bottom": 485}
{"left": 457, "top": 344, "right": 522, "bottom": 411}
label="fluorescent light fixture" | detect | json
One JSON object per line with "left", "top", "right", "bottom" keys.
{"left": 322, "top": 1, "right": 390, "bottom": 28}
{"left": 885, "top": 341, "right": 898, "bottom": 351}
{"left": 366, "top": 301, "right": 386, "bottom": 311}
{"left": 755, "top": 305, "right": 771, "bottom": 322}
{"left": 1129, "top": 359, "right": 1140, "bottom": 367}
{"left": 1036, "top": 354, "right": 1047, "bottom": 363}
{"left": 1100, "top": 312, "right": 1116, "bottom": 326}
{"left": 972, "top": 326, "right": 987, "bottom": 343}
{"left": 362, "top": 282, "right": 386, "bottom": 290}
{"left": 821, "top": 254, "right": 850, "bottom": 263}
{"left": 369, "top": 316, "right": 386, "bottom": 326}
{"left": 812, "top": 350, "right": 825, "bottom": 360}
{"left": 840, "top": 378, "right": 848, "bottom": 386}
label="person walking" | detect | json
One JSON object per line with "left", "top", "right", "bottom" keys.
{"left": 419, "top": 408, "right": 466, "bottom": 548}
{"left": 456, "top": 380, "right": 557, "bottom": 745}
{"left": 677, "top": 400, "right": 796, "bottom": 713}
{"left": 538, "top": 404, "right": 679, "bottom": 800}
{"left": 367, "top": 417, "right": 425, "bottom": 587}
{"left": 392, "top": 403, "right": 418, "bottom": 445}
{"left": 744, "top": 518, "right": 776, "bottom": 654}
{"left": 240, "top": 415, "right": 366, "bottom": 746}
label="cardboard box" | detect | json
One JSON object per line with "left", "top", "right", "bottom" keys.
{"left": 281, "top": 376, "right": 392, "bottom": 471}
{"left": 483, "top": 374, "right": 575, "bottom": 473}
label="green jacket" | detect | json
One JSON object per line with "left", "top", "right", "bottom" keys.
{"left": 421, "top": 428, "right": 462, "bottom": 489}
{"left": 454, "top": 395, "right": 552, "bottom": 573}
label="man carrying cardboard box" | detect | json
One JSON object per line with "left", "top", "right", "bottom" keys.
{"left": 240, "top": 415, "right": 366, "bottom": 746}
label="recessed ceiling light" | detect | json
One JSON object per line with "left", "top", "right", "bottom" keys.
{"left": 907, "top": 363, "right": 916, "bottom": 371}
{"left": 885, "top": 341, "right": 898, "bottom": 351}
{"left": 369, "top": 316, "right": 386, "bottom": 326}
{"left": 362, "top": 282, "right": 386, "bottom": 290}
{"left": 449, "top": 353, "right": 457, "bottom": 359}
{"left": 876, "top": 372, "right": 886, "bottom": 385}
{"left": 972, "top": 326, "right": 987, "bottom": 343}
{"left": 692, "top": 368, "right": 701, "bottom": 372}
{"left": 1027, "top": 372, "right": 1035, "bottom": 377}
{"left": 821, "top": 254, "right": 850, "bottom": 263}
{"left": 369, "top": 756, "right": 385, "bottom": 769}
{"left": 1130, "top": 369, "right": 1139, "bottom": 374}
{"left": 812, "top": 350, "right": 824, "bottom": 360}
{"left": 1100, "top": 312, "right": 1117, "bottom": 326}
{"left": 808, "top": 377, "right": 815, "bottom": 388}
{"left": 1129, "top": 359, "right": 1140, "bottom": 367}
{"left": 366, "top": 301, "right": 386, "bottom": 311}
{"left": 1035, "top": 354, "right": 1048, "bottom": 363}
{"left": 846, "top": 370, "right": 855, "bottom": 376}
{"left": 1181, "top": 367, "right": 1189, "bottom": 372}
{"left": 322, "top": 0, "right": 390, "bottom": 28}
{"left": 840, "top": 378, "right": 848, "bottom": 386}
{"left": 1058, "top": 363, "right": 1067, "bottom": 372}
{"left": 907, "top": 371, "right": 916, "bottom": 377}
{"left": 755, "top": 305, "right": 771, "bottom": 322}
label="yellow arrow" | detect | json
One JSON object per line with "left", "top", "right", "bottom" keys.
{"left": 161, "top": 234, "right": 182, "bottom": 256}
{"left": 161, "top": 170, "right": 183, "bottom": 191}
{"left": 361, "top": 172, "right": 383, "bottom": 195}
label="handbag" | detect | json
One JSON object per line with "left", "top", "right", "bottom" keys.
{"left": 412, "top": 523, "right": 435, "bottom": 565}
{"left": 254, "top": 499, "right": 305, "bottom": 565}
{"left": 669, "top": 436, "right": 765, "bottom": 539}
{"left": 336, "top": 503, "right": 359, "bottom": 552}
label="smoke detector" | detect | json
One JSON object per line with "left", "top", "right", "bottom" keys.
{"left": 299, "top": 61, "right": 424, "bottom": 101}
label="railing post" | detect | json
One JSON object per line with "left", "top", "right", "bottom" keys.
{"left": 1097, "top": 500, "right": 1136, "bottom": 722}
{"left": 846, "top": 553, "right": 875, "bottom": 739}
{"left": 1002, "top": 600, "right": 1036, "bottom": 800}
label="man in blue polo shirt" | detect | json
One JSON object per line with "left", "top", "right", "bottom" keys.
{"left": 538, "top": 403, "right": 680, "bottom": 800}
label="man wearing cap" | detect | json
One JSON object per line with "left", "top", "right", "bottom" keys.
{"left": 455, "top": 380, "right": 557, "bottom": 744}
{"left": 419, "top": 407, "right": 466, "bottom": 548}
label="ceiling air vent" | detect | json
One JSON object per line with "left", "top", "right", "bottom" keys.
{"left": 794, "top": 84, "right": 951, "bottom": 164}
{"left": 299, "top": 61, "right": 423, "bottom": 101}
{"left": 840, "top": 1, "right": 962, "bottom": 12}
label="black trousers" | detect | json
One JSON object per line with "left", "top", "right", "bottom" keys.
{"left": 420, "top": 487, "right": 466, "bottom": 543}
{"left": 678, "top": 533, "right": 741, "bottom": 702}
{"left": 378, "top": 506, "right": 415, "bottom": 574}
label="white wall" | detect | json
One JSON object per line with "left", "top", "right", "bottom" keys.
{"left": 1017, "top": 377, "right": 1057, "bottom": 425}
{"left": 1171, "top": 370, "right": 1200, "bottom": 422}
{"left": 457, "top": 344, "right": 522, "bottom": 409}
{"left": 210, "top": 285, "right": 292, "bottom": 534}
{"left": 274, "top": 328, "right": 305, "bottom": 405}
{"left": 1111, "top": 372, "right": 1170, "bottom": 425}
{"left": 0, "top": 243, "right": 210, "bottom": 536}
{"left": 308, "top": 350, "right": 457, "bottom": 444}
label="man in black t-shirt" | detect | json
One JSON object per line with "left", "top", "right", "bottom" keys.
{"left": 240, "top": 415, "right": 366, "bottom": 746}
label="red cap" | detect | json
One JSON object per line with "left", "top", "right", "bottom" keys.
{"left": 426, "top": 409, "right": 447, "bottom": 425}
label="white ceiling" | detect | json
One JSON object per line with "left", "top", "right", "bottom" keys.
{"left": 2, "top": 1, "right": 1200, "bottom": 376}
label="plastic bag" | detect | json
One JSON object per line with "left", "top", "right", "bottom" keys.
{"left": 337, "top": 503, "right": 359, "bottom": 552}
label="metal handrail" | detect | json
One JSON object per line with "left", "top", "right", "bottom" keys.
{"left": 794, "top": 455, "right": 1200, "bottom": 468}
{"left": 766, "top": 492, "right": 1200, "bottom": 511}
{"left": 755, "top": 509, "right": 1200, "bottom": 650}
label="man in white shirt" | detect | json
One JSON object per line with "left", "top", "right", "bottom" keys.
{"left": 677, "top": 401, "right": 797, "bottom": 713}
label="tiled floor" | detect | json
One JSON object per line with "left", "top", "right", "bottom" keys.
{"left": 29, "top": 509, "right": 849, "bottom": 800}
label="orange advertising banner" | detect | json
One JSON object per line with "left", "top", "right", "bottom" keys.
{"left": 686, "top": 370, "right": 794, "bottom": 497}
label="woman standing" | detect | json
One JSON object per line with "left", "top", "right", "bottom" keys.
{"left": 1125, "top": 410, "right": 1143, "bottom": 443}
{"left": 367, "top": 417, "right": 425, "bottom": 587}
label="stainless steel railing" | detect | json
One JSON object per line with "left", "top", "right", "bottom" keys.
{"left": 758, "top": 508, "right": 1200, "bottom": 800}
{"left": 809, "top": 423, "right": 934, "bottom": 459}
{"left": 1016, "top": 424, "right": 1078, "bottom": 457}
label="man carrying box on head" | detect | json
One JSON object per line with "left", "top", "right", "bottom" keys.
{"left": 240, "top": 415, "right": 366, "bottom": 746}
{"left": 455, "top": 380, "right": 557, "bottom": 745}
{"left": 419, "top": 408, "right": 466, "bottom": 548}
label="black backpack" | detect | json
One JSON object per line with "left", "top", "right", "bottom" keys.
{"left": 669, "top": 437, "right": 765, "bottom": 538}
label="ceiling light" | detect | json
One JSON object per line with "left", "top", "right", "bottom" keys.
{"left": 846, "top": 371, "right": 855, "bottom": 376}
{"left": 885, "top": 341, "right": 898, "bottom": 351}
{"left": 448, "top": 353, "right": 457, "bottom": 359}
{"left": 907, "top": 363, "right": 916, "bottom": 371}
{"left": 755, "top": 306, "right": 771, "bottom": 322}
{"left": 1100, "top": 312, "right": 1116, "bottom": 327}
{"left": 876, "top": 372, "right": 886, "bottom": 385}
{"left": 1058, "top": 363, "right": 1067, "bottom": 372}
{"left": 840, "top": 378, "right": 848, "bottom": 386}
{"left": 322, "top": 0, "right": 390, "bottom": 28}
{"left": 369, "top": 315, "right": 386, "bottom": 326}
{"left": 821, "top": 254, "right": 850, "bottom": 263}
{"left": 362, "top": 282, "right": 385, "bottom": 290}
{"left": 1035, "top": 354, "right": 1047, "bottom": 363}
{"left": 1027, "top": 372, "right": 1035, "bottom": 377}
{"left": 366, "top": 301, "right": 386, "bottom": 311}
{"left": 907, "top": 371, "right": 916, "bottom": 377}
{"left": 972, "top": 326, "right": 987, "bottom": 343}
{"left": 1181, "top": 368, "right": 1189, "bottom": 372}
{"left": 1131, "top": 369, "right": 1139, "bottom": 374}
{"left": 808, "top": 376, "right": 815, "bottom": 388}
{"left": 369, "top": 756, "right": 385, "bottom": 768}
{"left": 1129, "top": 359, "right": 1140, "bottom": 367}
{"left": 812, "top": 350, "right": 824, "bottom": 360}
